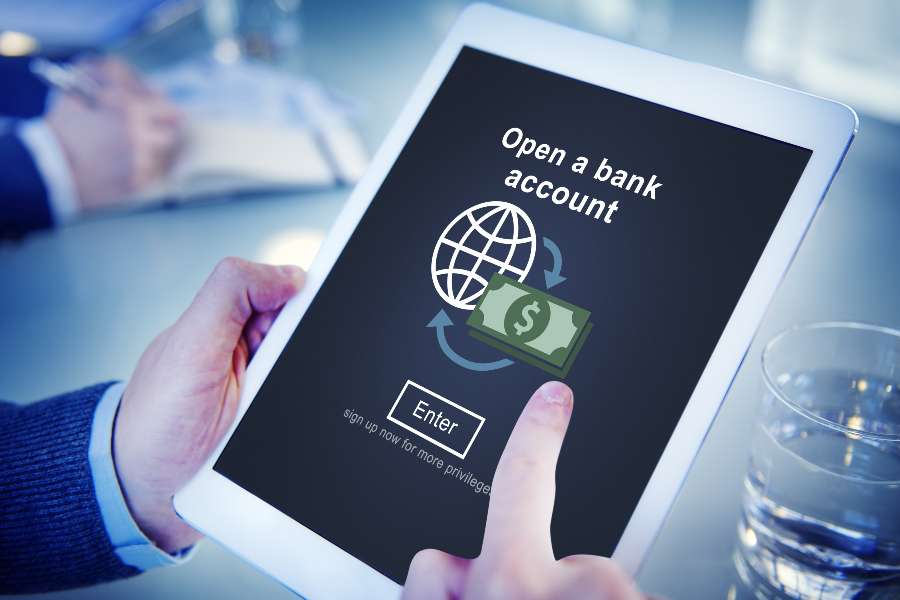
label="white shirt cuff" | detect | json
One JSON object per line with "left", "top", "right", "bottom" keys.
{"left": 16, "top": 118, "right": 80, "bottom": 225}
{"left": 89, "top": 382, "right": 196, "bottom": 571}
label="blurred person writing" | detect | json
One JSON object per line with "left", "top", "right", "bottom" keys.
{"left": 0, "top": 56, "right": 182, "bottom": 239}
{"left": 0, "top": 257, "right": 649, "bottom": 598}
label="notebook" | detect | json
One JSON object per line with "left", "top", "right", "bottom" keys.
{"left": 136, "top": 57, "right": 368, "bottom": 203}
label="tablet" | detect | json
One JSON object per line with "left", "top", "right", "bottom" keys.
{"left": 175, "top": 5, "right": 856, "bottom": 597}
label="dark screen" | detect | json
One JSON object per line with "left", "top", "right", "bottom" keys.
{"left": 215, "top": 47, "right": 811, "bottom": 583}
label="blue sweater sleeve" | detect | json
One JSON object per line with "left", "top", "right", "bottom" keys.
{"left": 0, "top": 130, "right": 53, "bottom": 239}
{"left": 0, "top": 384, "right": 140, "bottom": 593}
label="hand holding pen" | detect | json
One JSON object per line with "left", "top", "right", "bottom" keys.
{"left": 31, "top": 56, "right": 184, "bottom": 212}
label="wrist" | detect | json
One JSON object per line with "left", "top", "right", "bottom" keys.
{"left": 112, "top": 398, "right": 200, "bottom": 554}
{"left": 18, "top": 117, "right": 81, "bottom": 222}
{"left": 118, "top": 486, "right": 198, "bottom": 554}
{"left": 90, "top": 382, "right": 197, "bottom": 569}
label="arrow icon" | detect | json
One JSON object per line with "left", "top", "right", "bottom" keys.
{"left": 542, "top": 236, "right": 567, "bottom": 289}
{"left": 427, "top": 309, "right": 514, "bottom": 372}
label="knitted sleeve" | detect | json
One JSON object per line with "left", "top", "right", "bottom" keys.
{"left": 0, "top": 383, "right": 139, "bottom": 593}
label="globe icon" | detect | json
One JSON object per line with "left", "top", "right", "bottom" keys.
{"left": 431, "top": 201, "right": 537, "bottom": 310}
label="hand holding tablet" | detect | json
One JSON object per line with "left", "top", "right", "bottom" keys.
{"left": 113, "top": 259, "right": 305, "bottom": 552}
{"left": 403, "top": 381, "right": 645, "bottom": 600}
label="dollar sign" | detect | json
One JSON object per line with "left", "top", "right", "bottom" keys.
{"left": 513, "top": 300, "right": 541, "bottom": 336}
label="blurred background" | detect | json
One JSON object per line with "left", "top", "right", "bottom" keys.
{"left": 0, "top": 1, "right": 898, "bottom": 598}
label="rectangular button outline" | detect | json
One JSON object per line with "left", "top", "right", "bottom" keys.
{"left": 387, "top": 380, "right": 485, "bottom": 459}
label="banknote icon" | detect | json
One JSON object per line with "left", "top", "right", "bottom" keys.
{"left": 466, "top": 273, "right": 592, "bottom": 378}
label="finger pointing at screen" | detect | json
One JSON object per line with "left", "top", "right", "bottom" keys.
{"left": 403, "top": 381, "right": 647, "bottom": 600}
{"left": 481, "top": 381, "right": 573, "bottom": 564}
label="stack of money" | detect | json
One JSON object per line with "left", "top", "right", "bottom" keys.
{"left": 467, "top": 273, "right": 592, "bottom": 378}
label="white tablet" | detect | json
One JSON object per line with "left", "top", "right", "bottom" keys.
{"left": 175, "top": 4, "right": 856, "bottom": 597}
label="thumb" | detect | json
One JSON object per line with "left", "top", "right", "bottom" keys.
{"left": 174, "top": 257, "right": 304, "bottom": 358}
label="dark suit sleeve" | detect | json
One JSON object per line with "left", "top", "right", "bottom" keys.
{"left": 0, "top": 57, "right": 50, "bottom": 118}
{"left": 0, "top": 55, "right": 57, "bottom": 239}
{"left": 0, "top": 129, "right": 53, "bottom": 239}
{"left": 0, "top": 384, "right": 140, "bottom": 593}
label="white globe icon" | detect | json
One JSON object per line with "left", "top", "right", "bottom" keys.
{"left": 431, "top": 201, "right": 536, "bottom": 310}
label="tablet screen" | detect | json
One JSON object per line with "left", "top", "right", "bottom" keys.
{"left": 215, "top": 47, "right": 811, "bottom": 583}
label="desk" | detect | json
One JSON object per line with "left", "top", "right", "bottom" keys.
{"left": 2, "top": 2, "right": 899, "bottom": 598}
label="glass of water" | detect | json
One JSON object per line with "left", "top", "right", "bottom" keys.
{"left": 735, "top": 322, "right": 900, "bottom": 599}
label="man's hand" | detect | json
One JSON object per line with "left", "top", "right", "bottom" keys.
{"left": 45, "top": 57, "right": 182, "bottom": 211}
{"left": 113, "top": 258, "right": 304, "bottom": 553}
{"left": 403, "top": 381, "right": 647, "bottom": 600}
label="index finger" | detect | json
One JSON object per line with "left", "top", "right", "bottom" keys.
{"left": 481, "top": 381, "right": 573, "bottom": 562}
{"left": 172, "top": 258, "right": 305, "bottom": 360}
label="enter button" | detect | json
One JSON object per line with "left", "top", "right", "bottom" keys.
{"left": 387, "top": 380, "right": 485, "bottom": 459}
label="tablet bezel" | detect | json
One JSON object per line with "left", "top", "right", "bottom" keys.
{"left": 175, "top": 4, "right": 856, "bottom": 596}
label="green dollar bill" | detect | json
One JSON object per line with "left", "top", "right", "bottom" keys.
{"left": 466, "top": 273, "right": 591, "bottom": 373}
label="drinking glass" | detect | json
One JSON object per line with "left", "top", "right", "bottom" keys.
{"left": 204, "top": 0, "right": 303, "bottom": 64}
{"left": 735, "top": 322, "right": 900, "bottom": 599}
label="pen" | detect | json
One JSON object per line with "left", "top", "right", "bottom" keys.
{"left": 29, "top": 58, "right": 102, "bottom": 106}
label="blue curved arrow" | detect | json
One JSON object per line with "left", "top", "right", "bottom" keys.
{"left": 427, "top": 310, "right": 514, "bottom": 372}
{"left": 542, "top": 236, "right": 567, "bottom": 289}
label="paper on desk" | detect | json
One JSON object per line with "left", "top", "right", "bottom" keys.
{"left": 137, "top": 58, "right": 368, "bottom": 202}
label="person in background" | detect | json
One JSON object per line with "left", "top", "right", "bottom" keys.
{"left": 0, "top": 257, "right": 649, "bottom": 598}
{"left": 0, "top": 56, "right": 182, "bottom": 239}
